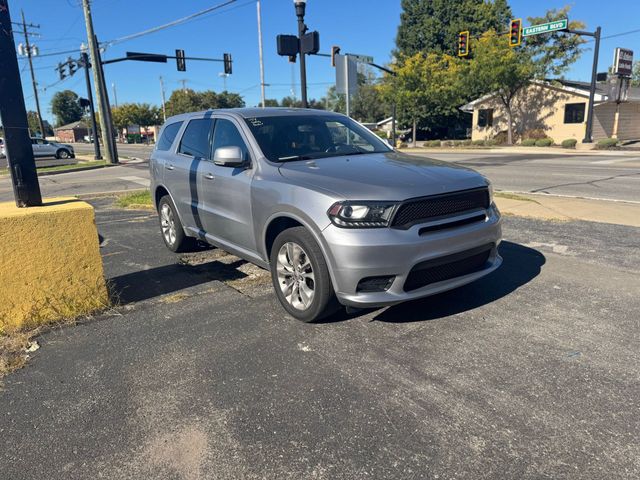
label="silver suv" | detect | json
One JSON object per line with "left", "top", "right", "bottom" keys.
{"left": 150, "top": 108, "right": 502, "bottom": 322}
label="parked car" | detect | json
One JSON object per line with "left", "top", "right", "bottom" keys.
{"left": 150, "top": 108, "right": 502, "bottom": 322}
{"left": 30, "top": 138, "right": 75, "bottom": 159}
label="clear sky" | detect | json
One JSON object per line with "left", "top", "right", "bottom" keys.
{"left": 7, "top": 0, "right": 640, "bottom": 125}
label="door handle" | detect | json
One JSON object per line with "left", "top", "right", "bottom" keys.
{"left": 165, "top": 163, "right": 175, "bottom": 171}
{"left": 203, "top": 173, "right": 215, "bottom": 180}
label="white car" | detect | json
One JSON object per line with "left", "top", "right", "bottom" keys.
{"left": 30, "top": 138, "right": 75, "bottom": 159}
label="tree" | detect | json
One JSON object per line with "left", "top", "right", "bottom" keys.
{"left": 51, "top": 90, "right": 83, "bottom": 127}
{"left": 396, "top": 0, "right": 511, "bottom": 57}
{"left": 631, "top": 61, "right": 640, "bottom": 87}
{"left": 280, "top": 96, "right": 326, "bottom": 109}
{"left": 264, "top": 99, "right": 280, "bottom": 107}
{"left": 26, "top": 111, "right": 52, "bottom": 137}
{"left": 165, "top": 89, "right": 245, "bottom": 116}
{"left": 326, "top": 69, "right": 388, "bottom": 122}
{"left": 379, "top": 52, "right": 466, "bottom": 146}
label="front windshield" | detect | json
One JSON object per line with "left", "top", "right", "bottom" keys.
{"left": 244, "top": 114, "right": 392, "bottom": 162}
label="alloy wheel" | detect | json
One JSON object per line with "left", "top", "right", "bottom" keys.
{"left": 160, "top": 203, "right": 177, "bottom": 246}
{"left": 276, "top": 241, "right": 315, "bottom": 310}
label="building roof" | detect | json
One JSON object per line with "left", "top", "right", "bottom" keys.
{"left": 54, "top": 120, "right": 88, "bottom": 131}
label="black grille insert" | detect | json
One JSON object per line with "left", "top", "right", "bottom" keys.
{"left": 404, "top": 244, "right": 493, "bottom": 292}
{"left": 391, "top": 188, "right": 490, "bottom": 229}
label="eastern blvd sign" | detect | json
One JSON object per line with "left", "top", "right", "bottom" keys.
{"left": 522, "top": 19, "right": 568, "bottom": 37}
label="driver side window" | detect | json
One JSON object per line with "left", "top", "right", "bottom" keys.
{"left": 211, "top": 119, "right": 250, "bottom": 162}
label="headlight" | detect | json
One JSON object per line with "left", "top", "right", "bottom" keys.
{"left": 327, "top": 201, "right": 397, "bottom": 228}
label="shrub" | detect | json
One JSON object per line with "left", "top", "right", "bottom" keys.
{"left": 492, "top": 131, "right": 509, "bottom": 145}
{"left": 461, "top": 139, "right": 473, "bottom": 146}
{"left": 535, "top": 138, "right": 554, "bottom": 147}
{"left": 426, "top": 140, "right": 441, "bottom": 147}
{"left": 522, "top": 128, "right": 548, "bottom": 140}
{"left": 396, "top": 141, "right": 408, "bottom": 148}
{"left": 485, "top": 139, "right": 499, "bottom": 146}
{"left": 471, "top": 139, "right": 486, "bottom": 146}
{"left": 374, "top": 130, "right": 387, "bottom": 139}
{"left": 521, "top": 139, "right": 537, "bottom": 146}
{"left": 561, "top": 138, "right": 577, "bottom": 149}
{"left": 596, "top": 138, "right": 618, "bottom": 150}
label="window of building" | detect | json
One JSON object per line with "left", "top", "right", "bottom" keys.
{"left": 211, "top": 119, "right": 250, "bottom": 161}
{"left": 477, "top": 109, "right": 493, "bottom": 128}
{"left": 564, "top": 103, "right": 585, "bottom": 124}
{"left": 178, "top": 119, "right": 214, "bottom": 159}
{"left": 156, "top": 121, "right": 183, "bottom": 151}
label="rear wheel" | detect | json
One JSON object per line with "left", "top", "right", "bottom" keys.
{"left": 270, "top": 227, "right": 339, "bottom": 322}
{"left": 56, "top": 149, "right": 70, "bottom": 159}
{"left": 158, "top": 195, "right": 195, "bottom": 252}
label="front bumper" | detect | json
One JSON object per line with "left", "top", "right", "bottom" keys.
{"left": 322, "top": 204, "right": 503, "bottom": 308}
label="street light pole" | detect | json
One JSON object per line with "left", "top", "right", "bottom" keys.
{"left": 256, "top": 0, "right": 266, "bottom": 107}
{"left": 294, "top": 0, "right": 308, "bottom": 108}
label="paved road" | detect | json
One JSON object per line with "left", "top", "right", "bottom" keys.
{"left": 1, "top": 199, "right": 638, "bottom": 479}
{"left": 71, "top": 142, "right": 153, "bottom": 159}
{"left": 2, "top": 151, "right": 639, "bottom": 204}
{"left": 410, "top": 151, "right": 640, "bottom": 202}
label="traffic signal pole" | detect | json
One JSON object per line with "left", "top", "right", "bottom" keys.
{"left": 295, "top": 1, "right": 308, "bottom": 108}
{"left": 570, "top": 26, "right": 601, "bottom": 143}
{"left": 0, "top": 0, "right": 42, "bottom": 207}
{"left": 81, "top": 51, "right": 101, "bottom": 160}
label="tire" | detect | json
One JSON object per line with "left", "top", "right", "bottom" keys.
{"left": 270, "top": 227, "right": 339, "bottom": 323}
{"left": 56, "top": 149, "right": 70, "bottom": 159}
{"left": 158, "top": 195, "right": 196, "bottom": 253}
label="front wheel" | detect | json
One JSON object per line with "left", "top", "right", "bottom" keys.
{"left": 270, "top": 227, "right": 339, "bottom": 322}
{"left": 56, "top": 149, "right": 70, "bottom": 159}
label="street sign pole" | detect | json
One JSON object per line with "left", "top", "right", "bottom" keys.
{"left": 0, "top": 0, "right": 42, "bottom": 207}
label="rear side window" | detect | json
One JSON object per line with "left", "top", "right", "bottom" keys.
{"left": 156, "top": 121, "right": 183, "bottom": 151}
{"left": 178, "top": 118, "right": 214, "bottom": 159}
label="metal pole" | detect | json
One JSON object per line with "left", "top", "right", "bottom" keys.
{"left": 81, "top": 52, "right": 101, "bottom": 160}
{"left": 21, "top": 10, "right": 45, "bottom": 138}
{"left": 112, "top": 82, "right": 118, "bottom": 107}
{"left": 257, "top": 0, "right": 266, "bottom": 108}
{"left": 583, "top": 26, "right": 601, "bottom": 143}
{"left": 159, "top": 75, "right": 167, "bottom": 122}
{"left": 0, "top": 0, "right": 42, "bottom": 206}
{"left": 295, "top": 2, "right": 308, "bottom": 108}
{"left": 81, "top": 0, "right": 116, "bottom": 163}
{"left": 391, "top": 103, "right": 396, "bottom": 147}
{"left": 344, "top": 55, "right": 350, "bottom": 118}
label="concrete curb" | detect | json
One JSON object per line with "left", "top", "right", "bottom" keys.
{"left": 399, "top": 147, "right": 638, "bottom": 156}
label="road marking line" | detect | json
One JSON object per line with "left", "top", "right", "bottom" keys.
{"left": 119, "top": 175, "right": 150, "bottom": 187}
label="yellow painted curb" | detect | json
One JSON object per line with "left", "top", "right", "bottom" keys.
{"left": 0, "top": 197, "right": 109, "bottom": 333}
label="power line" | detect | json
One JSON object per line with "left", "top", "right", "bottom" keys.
{"left": 103, "top": 0, "right": 238, "bottom": 46}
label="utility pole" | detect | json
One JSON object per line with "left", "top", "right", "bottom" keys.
{"left": 294, "top": 0, "right": 308, "bottom": 108}
{"left": 180, "top": 79, "right": 187, "bottom": 91}
{"left": 80, "top": 51, "right": 101, "bottom": 160}
{"left": 219, "top": 72, "right": 229, "bottom": 91}
{"left": 0, "top": 0, "right": 42, "bottom": 206}
{"left": 81, "top": 0, "right": 117, "bottom": 164}
{"left": 256, "top": 0, "right": 266, "bottom": 107}
{"left": 19, "top": 10, "right": 45, "bottom": 138}
{"left": 159, "top": 76, "right": 167, "bottom": 122}
{"left": 112, "top": 82, "right": 118, "bottom": 107}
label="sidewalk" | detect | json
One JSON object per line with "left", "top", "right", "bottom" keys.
{"left": 399, "top": 146, "right": 640, "bottom": 156}
{"left": 495, "top": 192, "right": 640, "bottom": 227}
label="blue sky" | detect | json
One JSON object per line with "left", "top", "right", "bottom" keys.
{"left": 7, "top": 0, "right": 640, "bottom": 124}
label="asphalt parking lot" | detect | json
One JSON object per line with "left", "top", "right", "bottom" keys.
{"left": 1, "top": 198, "right": 639, "bottom": 479}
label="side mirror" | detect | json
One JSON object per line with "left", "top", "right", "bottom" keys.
{"left": 213, "top": 146, "right": 245, "bottom": 167}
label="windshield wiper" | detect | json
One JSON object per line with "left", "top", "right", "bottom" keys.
{"left": 277, "top": 155, "right": 316, "bottom": 162}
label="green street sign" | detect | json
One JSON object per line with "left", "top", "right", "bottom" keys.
{"left": 522, "top": 19, "right": 568, "bottom": 37}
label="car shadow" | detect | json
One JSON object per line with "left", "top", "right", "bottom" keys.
{"left": 109, "top": 257, "right": 247, "bottom": 304}
{"left": 320, "top": 241, "right": 544, "bottom": 324}
{"left": 371, "top": 241, "right": 545, "bottom": 323}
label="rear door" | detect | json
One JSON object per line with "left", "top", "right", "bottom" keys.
{"left": 197, "top": 116, "right": 256, "bottom": 253}
{"left": 40, "top": 140, "right": 57, "bottom": 156}
{"left": 167, "top": 116, "right": 214, "bottom": 235}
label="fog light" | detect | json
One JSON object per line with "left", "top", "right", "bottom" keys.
{"left": 356, "top": 275, "right": 395, "bottom": 293}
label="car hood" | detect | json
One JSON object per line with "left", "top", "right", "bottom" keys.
{"left": 277, "top": 151, "right": 488, "bottom": 200}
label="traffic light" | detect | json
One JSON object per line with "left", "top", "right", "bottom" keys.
{"left": 176, "top": 49, "right": 186, "bottom": 72}
{"left": 458, "top": 31, "right": 469, "bottom": 57}
{"left": 56, "top": 62, "right": 67, "bottom": 80}
{"left": 331, "top": 45, "right": 341, "bottom": 67}
{"left": 223, "top": 53, "right": 232, "bottom": 75}
{"left": 509, "top": 19, "right": 522, "bottom": 47}
{"left": 67, "top": 58, "right": 77, "bottom": 76}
